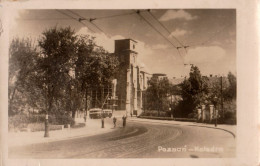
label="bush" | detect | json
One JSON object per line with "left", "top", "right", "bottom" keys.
{"left": 71, "top": 123, "right": 86, "bottom": 128}
{"left": 141, "top": 110, "right": 171, "bottom": 117}
{"left": 224, "top": 111, "right": 236, "bottom": 125}
{"left": 8, "top": 114, "right": 29, "bottom": 130}
{"left": 188, "top": 112, "right": 196, "bottom": 119}
{"left": 27, "top": 123, "right": 64, "bottom": 132}
{"left": 55, "top": 114, "right": 75, "bottom": 126}
{"left": 9, "top": 113, "right": 75, "bottom": 131}
{"left": 27, "top": 114, "right": 56, "bottom": 124}
{"left": 139, "top": 116, "right": 196, "bottom": 122}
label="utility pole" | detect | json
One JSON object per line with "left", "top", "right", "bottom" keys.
{"left": 220, "top": 76, "right": 224, "bottom": 119}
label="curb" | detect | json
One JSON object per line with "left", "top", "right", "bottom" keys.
{"left": 9, "top": 124, "right": 116, "bottom": 148}
{"left": 128, "top": 118, "right": 236, "bottom": 138}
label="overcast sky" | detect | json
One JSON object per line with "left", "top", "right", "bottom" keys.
{"left": 9, "top": 9, "right": 236, "bottom": 78}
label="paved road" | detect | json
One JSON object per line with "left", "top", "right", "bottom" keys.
{"left": 9, "top": 119, "right": 235, "bottom": 158}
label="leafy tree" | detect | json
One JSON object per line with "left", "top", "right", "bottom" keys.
{"left": 37, "top": 27, "right": 119, "bottom": 118}
{"left": 223, "top": 72, "right": 236, "bottom": 101}
{"left": 179, "top": 66, "right": 208, "bottom": 117}
{"left": 8, "top": 38, "right": 42, "bottom": 116}
{"left": 145, "top": 77, "right": 171, "bottom": 116}
{"left": 75, "top": 35, "right": 118, "bottom": 112}
{"left": 37, "top": 26, "right": 78, "bottom": 116}
{"left": 9, "top": 27, "right": 119, "bottom": 120}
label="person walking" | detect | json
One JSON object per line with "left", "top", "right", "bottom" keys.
{"left": 101, "top": 117, "right": 104, "bottom": 128}
{"left": 122, "top": 115, "right": 127, "bottom": 127}
{"left": 113, "top": 116, "right": 117, "bottom": 128}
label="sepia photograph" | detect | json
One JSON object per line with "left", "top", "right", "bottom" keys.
{"left": 5, "top": 9, "right": 238, "bottom": 159}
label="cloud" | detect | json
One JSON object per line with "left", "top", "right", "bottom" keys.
{"left": 9, "top": 9, "right": 23, "bottom": 28}
{"left": 9, "top": 10, "right": 27, "bottom": 39}
{"left": 77, "top": 27, "right": 124, "bottom": 52}
{"left": 76, "top": 26, "right": 154, "bottom": 73}
{"left": 181, "top": 46, "right": 236, "bottom": 76}
{"left": 184, "top": 46, "right": 225, "bottom": 64}
{"left": 169, "top": 29, "right": 189, "bottom": 37}
{"left": 159, "top": 10, "right": 197, "bottom": 21}
{"left": 151, "top": 44, "right": 169, "bottom": 49}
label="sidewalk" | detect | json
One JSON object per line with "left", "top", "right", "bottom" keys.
{"left": 128, "top": 117, "right": 236, "bottom": 138}
{"left": 8, "top": 118, "right": 115, "bottom": 147}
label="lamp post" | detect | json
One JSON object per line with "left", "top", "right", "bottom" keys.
{"left": 169, "top": 107, "right": 172, "bottom": 118}
{"left": 44, "top": 113, "right": 49, "bottom": 137}
{"left": 84, "top": 110, "right": 87, "bottom": 122}
{"left": 214, "top": 96, "right": 218, "bottom": 127}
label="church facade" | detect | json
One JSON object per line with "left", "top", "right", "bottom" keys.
{"left": 114, "top": 39, "right": 151, "bottom": 116}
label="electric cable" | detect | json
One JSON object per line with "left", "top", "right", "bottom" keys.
{"left": 56, "top": 10, "right": 96, "bottom": 33}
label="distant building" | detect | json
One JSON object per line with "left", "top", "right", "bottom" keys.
{"left": 152, "top": 73, "right": 167, "bottom": 80}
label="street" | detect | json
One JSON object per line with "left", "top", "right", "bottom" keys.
{"left": 9, "top": 119, "right": 235, "bottom": 158}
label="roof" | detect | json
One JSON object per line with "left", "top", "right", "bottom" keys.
{"left": 115, "top": 38, "right": 137, "bottom": 43}
{"left": 169, "top": 78, "right": 185, "bottom": 85}
{"left": 153, "top": 73, "right": 167, "bottom": 77}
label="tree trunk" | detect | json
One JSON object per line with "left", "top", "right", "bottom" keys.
{"left": 9, "top": 87, "right": 17, "bottom": 116}
{"left": 72, "top": 110, "right": 76, "bottom": 119}
{"left": 85, "top": 87, "right": 88, "bottom": 118}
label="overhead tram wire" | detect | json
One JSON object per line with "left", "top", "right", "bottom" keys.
{"left": 135, "top": 10, "right": 186, "bottom": 65}
{"left": 145, "top": 9, "right": 188, "bottom": 65}
{"left": 66, "top": 9, "right": 109, "bottom": 37}
{"left": 135, "top": 10, "right": 177, "bottom": 49}
{"left": 57, "top": 10, "right": 185, "bottom": 64}
{"left": 146, "top": 9, "right": 190, "bottom": 60}
{"left": 93, "top": 11, "right": 136, "bottom": 20}
{"left": 187, "top": 22, "right": 234, "bottom": 48}
{"left": 18, "top": 18, "right": 74, "bottom": 21}
{"left": 55, "top": 10, "right": 96, "bottom": 33}
{"left": 147, "top": 9, "right": 185, "bottom": 48}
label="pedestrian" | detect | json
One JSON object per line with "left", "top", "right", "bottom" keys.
{"left": 122, "top": 115, "right": 127, "bottom": 127}
{"left": 84, "top": 115, "right": 86, "bottom": 122}
{"left": 130, "top": 112, "right": 132, "bottom": 117}
{"left": 101, "top": 117, "right": 104, "bottom": 128}
{"left": 113, "top": 116, "right": 117, "bottom": 128}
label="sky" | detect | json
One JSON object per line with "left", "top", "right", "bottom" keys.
{"left": 9, "top": 9, "right": 236, "bottom": 78}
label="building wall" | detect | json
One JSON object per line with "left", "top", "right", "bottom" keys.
{"left": 114, "top": 39, "right": 146, "bottom": 116}
{"left": 86, "top": 39, "right": 150, "bottom": 115}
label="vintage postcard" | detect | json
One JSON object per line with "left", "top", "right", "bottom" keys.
{"left": 0, "top": 0, "right": 259, "bottom": 166}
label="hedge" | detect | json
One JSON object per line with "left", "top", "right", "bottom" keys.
{"left": 139, "top": 116, "right": 197, "bottom": 122}
{"left": 27, "top": 123, "right": 64, "bottom": 132}
{"left": 8, "top": 114, "right": 75, "bottom": 131}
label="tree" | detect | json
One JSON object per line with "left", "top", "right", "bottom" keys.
{"left": 75, "top": 35, "right": 118, "bottom": 113}
{"left": 145, "top": 77, "right": 171, "bottom": 116}
{"left": 180, "top": 66, "right": 208, "bottom": 117}
{"left": 223, "top": 72, "right": 236, "bottom": 101}
{"left": 8, "top": 38, "right": 42, "bottom": 116}
{"left": 9, "top": 26, "right": 119, "bottom": 119}
{"left": 37, "top": 26, "right": 78, "bottom": 116}
{"left": 37, "top": 27, "right": 119, "bottom": 119}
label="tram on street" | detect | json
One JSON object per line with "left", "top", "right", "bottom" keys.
{"left": 89, "top": 108, "right": 112, "bottom": 119}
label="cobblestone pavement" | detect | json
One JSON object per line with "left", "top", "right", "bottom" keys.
{"left": 9, "top": 118, "right": 235, "bottom": 158}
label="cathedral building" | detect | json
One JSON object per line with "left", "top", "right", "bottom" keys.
{"left": 114, "top": 39, "right": 151, "bottom": 116}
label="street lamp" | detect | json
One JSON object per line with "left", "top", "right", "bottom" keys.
{"left": 214, "top": 95, "right": 218, "bottom": 127}
{"left": 44, "top": 112, "right": 49, "bottom": 137}
{"left": 169, "top": 107, "right": 172, "bottom": 118}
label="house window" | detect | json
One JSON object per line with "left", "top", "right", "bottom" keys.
{"left": 133, "top": 44, "right": 135, "bottom": 49}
